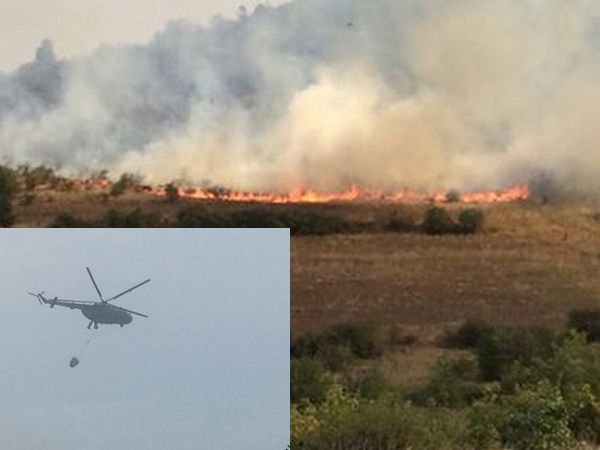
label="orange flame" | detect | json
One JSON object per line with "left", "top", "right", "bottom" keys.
{"left": 151, "top": 183, "right": 530, "bottom": 204}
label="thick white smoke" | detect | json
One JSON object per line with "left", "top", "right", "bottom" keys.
{"left": 0, "top": 0, "right": 599, "bottom": 193}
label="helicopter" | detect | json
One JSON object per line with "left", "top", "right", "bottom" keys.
{"left": 28, "top": 267, "right": 150, "bottom": 329}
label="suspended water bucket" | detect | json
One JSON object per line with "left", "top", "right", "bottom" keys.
{"left": 69, "top": 357, "right": 80, "bottom": 368}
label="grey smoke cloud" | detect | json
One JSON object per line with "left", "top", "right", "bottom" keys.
{"left": 0, "top": 0, "right": 599, "bottom": 193}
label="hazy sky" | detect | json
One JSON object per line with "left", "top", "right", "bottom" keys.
{"left": 0, "top": 229, "right": 289, "bottom": 450}
{"left": 0, "top": 0, "right": 287, "bottom": 71}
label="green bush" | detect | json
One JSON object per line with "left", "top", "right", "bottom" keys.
{"left": 422, "top": 207, "right": 457, "bottom": 235}
{"left": 295, "top": 394, "right": 468, "bottom": 450}
{"left": 568, "top": 308, "right": 600, "bottom": 342}
{"left": 413, "top": 355, "right": 483, "bottom": 407}
{"left": 291, "top": 358, "right": 336, "bottom": 404}
{"left": 502, "top": 332, "right": 600, "bottom": 442}
{"left": 458, "top": 208, "right": 485, "bottom": 234}
{"left": 500, "top": 381, "right": 577, "bottom": 450}
{"left": 476, "top": 326, "right": 557, "bottom": 381}
{"left": 467, "top": 381, "right": 579, "bottom": 450}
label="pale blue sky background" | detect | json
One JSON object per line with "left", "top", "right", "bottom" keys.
{"left": 0, "top": 229, "right": 289, "bottom": 450}
{"left": 0, "top": 0, "right": 287, "bottom": 71}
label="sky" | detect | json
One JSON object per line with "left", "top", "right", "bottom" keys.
{"left": 0, "top": 0, "right": 287, "bottom": 71}
{"left": 0, "top": 229, "right": 289, "bottom": 450}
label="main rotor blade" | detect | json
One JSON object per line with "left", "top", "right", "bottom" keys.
{"left": 112, "top": 304, "right": 149, "bottom": 318}
{"left": 54, "top": 298, "right": 98, "bottom": 304}
{"left": 86, "top": 267, "right": 104, "bottom": 301}
{"left": 105, "top": 279, "right": 151, "bottom": 302}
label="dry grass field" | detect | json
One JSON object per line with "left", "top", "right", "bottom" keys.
{"left": 292, "top": 202, "right": 600, "bottom": 337}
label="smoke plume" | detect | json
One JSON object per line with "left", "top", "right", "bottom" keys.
{"left": 0, "top": 0, "right": 599, "bottom": 193}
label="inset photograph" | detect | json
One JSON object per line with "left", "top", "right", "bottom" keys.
{"left": 0, "top": 228, "right": 289, "bottom": 450}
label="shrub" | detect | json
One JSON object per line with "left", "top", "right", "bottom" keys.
{"left": 422, "top": 207, "right": 457, "bottom": 235}
{"left": 384, "top": 210, "right": 418, "bottom": 232}
{"left": 324, "top": 323, "right": 384, "bottom": 359}
{"left": 110, "top": 173, "right": 137, "bottom": 197}
{"left": 445, "top": 189, "right": 461, "bottom": 203}
{"left": 295, "top": 395, "right": 468, "bottom": 450}
{"left": 291, "top": 358, "right": 336, "bottom": 404}
{"left": 98, "top": 209, "right": 162, "bottom": 227}
{"left": 499, "top": 381, "right": 577, "bottom": 450}
{"left": 47, "top": 213, "right": 92, "bottom": 227}
{"left": 387, "top": 325, "right": 418, "bottom": 347}
{"left": 281, "top": 210, "right": 354, "bottom": 236}
{"left": 164, "top": 183, "right": 179, "bottom": 203}
{"left": 502, "top": 332, "right": 600, "bottom": 442}
{"left": 467, "top": 381, "right": 579, "bottom": 450}
{"left": 291, "top": 334, "right": 321, "bottom": 359}
{"left": 27, "top": 165, "right": 55, "bottom": 189}
{"left": 458, "top": 208, "right": 485, "bottom": 234}
{"left": 568, "top": 308, "right": 600, "bottom": 342}
{"left": 347, "top": 369, "right": 394, "bottom": 400}
{"left": 444, "top": 319, "right": 494, "bottom": 349}
{"left": 175, "top": 205, "right": 227, "bottom": 227}
{"left": 413, "top": 355, "right": 482, "bottom": 407}
{"left": 476, "top": 326, "right": 557, "bottom": 381}
{"left": 314, "top": 344, "right": 355, "bottom": 372}
{"left": 291, "top": 323, "right": 383, "bottom": 369}
{"left": 230, "top": 208, "right": 286, "bottom": 228}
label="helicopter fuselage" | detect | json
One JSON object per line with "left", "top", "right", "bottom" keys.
{"left": 81, "top": 304, "right": 132, "bottom": 326}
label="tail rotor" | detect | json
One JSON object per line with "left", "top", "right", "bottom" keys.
{"left": 28, "top": 291, "right": 45, "bottom": 305}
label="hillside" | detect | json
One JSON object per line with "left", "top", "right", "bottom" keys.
{"left": 292, "top": 202, "right": 600, "bottom": 336}
{"left": 4, "top": 174, "right": 599, "bottom": 340}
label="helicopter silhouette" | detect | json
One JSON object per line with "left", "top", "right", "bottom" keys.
{"left": 29, "top": 267, "right": 150, "bottom": 329}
